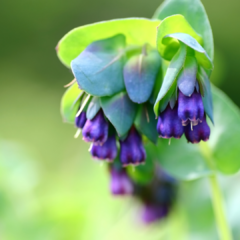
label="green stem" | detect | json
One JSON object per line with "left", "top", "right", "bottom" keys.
{"left": 209, "top": 175, "right": 233, "bottom": 240}
{"left": 200, "top": 142, "right": 232, "bottom": 240}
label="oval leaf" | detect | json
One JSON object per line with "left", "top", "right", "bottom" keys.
{"left": 100, "top": 92, "right": 137, "bottom": 137}
{"left": 86, "top": 97, "right": 101, "bottom": 120}
{"left": 153, "top": 0, "right": 214, "bottom": 60}
{"left": 60, "top": 82, "right": 82, "bottom": 124}
{"left": 123, "top": 50, "right": 161, "bottom": 103}
{"left": 165, "top": 33, "right": 213, "bottom": 70}
{"left": 206, "top": 86, "right": 240, "bottom": 174}
{"left": 156, "top": 14, "right": 202, "bottom": 61}
{"left": 154, "top": 42, "right": 187, "bottom": 115}
{"left": 57, "top": 18, "right": 160, "bottom": 67}
{"left": 71, "top": 34, "right": 125, "bottom": 97}
{"left": 156, "top": 138, "right": 213, "bottom": 181}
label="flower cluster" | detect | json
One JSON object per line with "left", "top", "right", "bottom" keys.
{"left": 108, "top": 161, "right": 177, "bottom": 223}
{"left": 58, "top": 12, "right": 214, "bottom": 225}
{"left": 157, "top": 88, "right": 210, "bottom": 144}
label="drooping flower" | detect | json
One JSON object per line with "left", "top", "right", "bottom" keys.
{"left": 184, "top": 115, "right": 210, "bottom": 143}
{"left": 178, "top": 89, "right": 204, "bottom": 126}
{"left": 75, "top": 111, "right": 87, "bottom": 129}
{"left": 157, "top": 104, "right": 184, "bottom": 139}
{"left": 82, "top": 110, "right": 109, "bottom": 145}
{"left": 109, "top": 164, "right": 134, "bottom": 195}
{"left": 141, "top": 204, "right": 169, "bottom": 224}
{"left": 90, "top": 135, "right": 118, "bottom": 162}
{"left": 134, "top": 166, "right": 177, "bottom": 224}
{"left": 119, "top": 127, "right": 146, "bottom": 166}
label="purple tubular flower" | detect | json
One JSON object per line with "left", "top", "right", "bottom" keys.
{"left": 90, "top": 135, "right": 117, "bottom": 162}
{"left": 120, "top": 127, "right": 146, "bottom": 166}
{"left": 157, "top": 105, "right": 184, "bottom": 139}
{"left": 184, "top": 116, "right": 210, "bottom": 143}
{"left": 110, "top": 166, "right": 133, "bottom": 195}
{"left": 82, "top": 110, "right": 109, "bottom": 144}
{"left": 141, "top": 204, "right": 169, "bottom": 224}
{"left": 178, "top": 90, "right": 204, "bottom": 126}
{"left": 75, "top": 111, "right": 87, "bottom": 129}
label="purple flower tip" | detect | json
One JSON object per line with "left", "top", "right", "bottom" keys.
{"left": 141, "top": 204, "right": 169, "bottom": 224}
{"left": 184, "top": 116, "right": 210, "bottom": 143}
{"left": 82, "top": 110, "right": 109, "bottom": 144}
{"left": 157, "top": 105, "right": 184, "bottom": 139}
{"left": 90, "top": 135, "right": 117, "bottom": 162}
{"left": 178, "top": 90, "right": 204, "bottom": 125}
{"left": 110, "top": 167, "right": 133, "bottom": 196}
{"left": 120, "top": 127, "right": 146, "bottom": 166}
{"left": 75, "top": 111, "right": 87, "bottom": 129}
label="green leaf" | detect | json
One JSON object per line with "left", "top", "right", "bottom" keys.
{"left": 156, "top": 138, "right": 213, "bottom": 180}
{"left": 134, "top": 103, "right": 158, "bottom": 144}
{"left": 57, "top": 18, "right": 160, "bottom": 67}
{"left": 71, "top": 34, "right": 126, "bottom": 97}
{"left": 86, "top": 97, "right": 101, "bottom": 120}
{"left": 177, "top": 56, "right": 197, "bottom": 96}
{"left": 156, "top": 14, "right": 202, "bottom": 61}
{"left": 154, "top": 42, "right": 187, "bottom": 115}
{"left": 153, "top": 0, "right": 214, "bottom": 60}
{"left": 198, "top": 67, "right": 214, "bottom": 123}
{"left": 123, "top": 49, "right": 161, "bottom": 103}
{"left": 100, "top": 92, "right": 137, "bottom": 137}
{"left": 60, "top": 82, "right": 82, "bottom": 124}
{"left": 206, "top": 86, "right": 240, "bottom": 174}
{"left": 164, "top": 33, "right": 213, "bottom": 70}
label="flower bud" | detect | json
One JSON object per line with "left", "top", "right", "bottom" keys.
{"left": 109, "top": 166, "right": 133, "bottom": 195}
{"left": 157, "top": 105, "right": 184, "bottom": 139}
{"left": 90, "top": 135, "right": 117, "bottom": 162}
{"left": 75, "top": 111, "right": 87, "bottom": 129}
{"left": 120, "top": 127, "right": 146, "bottom": 166}
{"left": 82, "top": 110, "right": 109, "bottom": 144}
{"left": 178, "top": 90, "right": 204, "bottom": 126}
{"left": 184, "top": 116, "right": 210, "bottom": 143}
{"left": 141, "top": 204, "right": 169, "bottom": 224}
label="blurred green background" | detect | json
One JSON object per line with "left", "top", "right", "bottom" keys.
{"left": 1, "top": 0, "right": 240, "bottom": 239}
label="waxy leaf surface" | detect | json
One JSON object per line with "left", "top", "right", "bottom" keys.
{"left": 101, "top": 92, "right": 137, "bottom": 137}
{"left": 71, "top": 34, "right": 125, "bottom": 97}
{"left": 124, "top": 50, "right": 161, "bottom": 103}
{"left": 57, "top": 18, "right": 160, "bottom": 67}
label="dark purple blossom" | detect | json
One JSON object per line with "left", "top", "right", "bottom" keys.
{"left": 82, "top": 110, "right": 109, "bottom": 144}
{"left": 184, "top": 115, "right": 210, "bottom": 143}
{"left": 141, "top": 204, "right": 169, "bottom": 224}
{"left": 90, "top": 135, "right": 117, "bottom": 162}
{"left": 157, "top": 105, "right": 184, "bottom": 139}
{"left": 178, "top": 90, "right": 204, "bottom": 126}
{"left": 120, "top": 127, "right": 146, "bottom": 166}
{"left": 75, "top": 111, "right": 87, "bottom": 129}
{"left": 109, "top": 166, "right": 133, "bottom": 195}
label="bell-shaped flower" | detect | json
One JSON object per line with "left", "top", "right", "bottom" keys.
{"left": 178, "top": 89, "right": 204, "bottom": 126}
{"left": 82, "top": 110, "right": 109, "bottom": 144}
{"left": 109, "top": 165, "right": 133, "bottom": 195}
{"left": 157, "top": 105, "right": 184, "bottom": 139}
{"left": 90, "top": 135, "right": 117, "bottom": 162}
{"left": 184, "top": 115, "right": 210, "bottom": 143}
{"left": 75, "top": 111, "right": 87, "bottom": 129}
{"left": 120, "top": 127, "right": 146, "bottom": 166}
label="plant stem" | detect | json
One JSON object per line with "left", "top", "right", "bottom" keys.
{"left": 209, "top": 174, "right": 233, "bottom": 240}
{"left": 200, "top": 142, "right": 233, "bottom": 240}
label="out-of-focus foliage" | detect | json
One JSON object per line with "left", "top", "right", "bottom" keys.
{"left": 1, "top": 0, "right": 240, "bottom": 239}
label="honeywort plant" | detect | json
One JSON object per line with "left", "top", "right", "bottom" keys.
{"left": 56, "top": 0, "right": 240, "bottom": 238}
